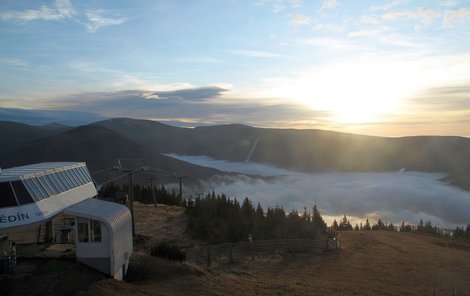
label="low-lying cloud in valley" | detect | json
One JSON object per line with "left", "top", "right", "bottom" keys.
{"left": 167, "top": 154, "right": 470, "bottom": 228}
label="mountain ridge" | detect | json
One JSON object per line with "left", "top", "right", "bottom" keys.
{"left": 1, "top": 118, "right": 470, "bottom": 189}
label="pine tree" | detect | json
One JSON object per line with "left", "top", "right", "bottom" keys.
{"left": 339, "top": 215, "right": 353, "bottom": 231}
{"left": 332, "top": 219, "right": 339, "bottom": 231}
{"left": 312, "top": 205, "right": 327, "bottom": 235}
{"left": 363, "top": 218, "right": 371, "bottom": 230}
{"left": 418, "top": 219, "right": 424, "bottom": 232}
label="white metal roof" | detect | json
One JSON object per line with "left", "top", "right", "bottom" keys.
{"left": 0, "top": 162, "right": 94, "bottom": 209}
{"left": 65, "top": 198, "right": 131, "bottom": 233}
{"left": 0, "top": 162, "right": 86, "bottom": 182}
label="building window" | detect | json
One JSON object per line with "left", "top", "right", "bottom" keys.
{"left": 77, "top": 218, "right": 89, "bottom": 242}
{"left": 11, "top": 181, "right": 34, "bottom": 205}
{"left": 0, "top": 182, "right": 18, "bottom": 208}
{"left": 90, "top": 220, "right": 102, "bottom": 242}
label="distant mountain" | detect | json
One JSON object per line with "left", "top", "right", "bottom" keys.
{"left": 0, "top": 107, "right": 107, "bottom": 126}
{"left": 0, "top": 121, "right": 70, "bottom": 154}
{"left": 0, "top": 122, "right": 221, "bottom": 185}
{"left": 2, "top": 118, "right": 470, "bottom": 189}
{"left": 94, "top": 118, "right": 470, "bottom": 189}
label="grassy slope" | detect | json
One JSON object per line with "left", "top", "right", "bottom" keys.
{"left": 5, "top": 203, "right": 470, "bottom": 295}
{"left": 83, "top": 204, "right": 470, "bottom": 296}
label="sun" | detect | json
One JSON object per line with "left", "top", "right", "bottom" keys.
{"left": 272, "top": 59, "right": 421, "bottom": 124}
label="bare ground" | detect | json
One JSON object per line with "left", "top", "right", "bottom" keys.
{"left": 4, "top": 202, "right": 470, "bottom": 295}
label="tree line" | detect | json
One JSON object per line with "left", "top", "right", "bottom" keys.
{"left": 99, "top": 182, "right": 184, "bottom": 206}
{"left": 99, "top": 183, "right": 470, "bottom": 242}
{"left": 331, "top": 215, "right": 470, "bottom": 241}
{"left": 99, "top": 183, "right": 328, "bottom": 244}
{"left": 185, "top": 192, "right": 327, "bottom": 244}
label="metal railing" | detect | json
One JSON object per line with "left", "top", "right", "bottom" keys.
{"left": 186, "top": 237, "right": 339, "bottom": 266}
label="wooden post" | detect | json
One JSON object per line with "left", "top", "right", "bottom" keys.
{"left": 207, "top": 246, "right": 211, "bottom": 267}
{"left": 229, "top": 247, "right": 233, "bottom": 263}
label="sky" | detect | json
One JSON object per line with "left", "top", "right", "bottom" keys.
{"left": 1, "top": 0, "right": 470, "bottom": 136}
{"left": 166, "top": 154, "right": 470, "bottom": 228}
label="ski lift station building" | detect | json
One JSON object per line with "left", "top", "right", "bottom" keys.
{"left": 0, "top": 162, "right": 133, "bottom": 280}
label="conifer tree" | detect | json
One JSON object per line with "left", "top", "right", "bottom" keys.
{"left": 332, "top": 219, "right": 339, "bottom": 231}
{"left": 312, "top": 205, "right": 327, "bottom": 235}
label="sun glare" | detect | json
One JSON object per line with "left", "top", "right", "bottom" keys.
{"left": 274, "top": 59, "right": 422, "bottom": 124}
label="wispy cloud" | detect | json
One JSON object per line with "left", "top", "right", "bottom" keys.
{"left": 272, "top": 3, "right": 286, "bottom": 12}
{"left": 360, "top": 14, "right": 382, "bottom": 24}
{"left": 348, "top": 29, "right": 423, "bottom": 48}
{"left": 383, "top": 7, "right": 441, "bottom": 25}
{"left": 443, "top": 7, "right": 470, "bottom": 27}
{"left": 254, "top": 0, "right": 269, "bottom": 6}
{"left": 231, "top": 49, "right": 281, "bottom": 58}
{"left": 289, "top": 13, "right": 311, "bottom": 26}
{"left": 291, "top": 0, "right": 302, "bottom": 8}
{"left": 254, "top": 0, "right": 302, "bottom": 12}
{"left": 28, "top": 87, "right": 331, "bottom": 128}
{"left": 322, "top": 0, "right": 339, "bottom": 9}
{"left": 0, "top": 1, "right": 125, "bottom": 33}
{"left": 313, "top": 22, "right": 346, "bottom": 32}
{"left": 0, "top": 58, "right": 28, "bottom": 67}
{"left": 0, "top": 0, "right": 75, "bottom": 22}
{"left": 412, "top": 83, "right": 470, "bottom": 111}
{"left": 84, "top": 10, "right": 126, "bottom": 33}
{"left": 175, "top": 56, "right": 219, "bottom": 64}
{"left": 144, "top": 87, "right": 228, "bottom": 101}
{"left": 437, "top": 0, "right": 459, "bottom": 8}
{"left": 369, "top": 0, "right": 410, "bottom": 12}
{"left": 296, "top": 37, "right": 356, "bottom": 50}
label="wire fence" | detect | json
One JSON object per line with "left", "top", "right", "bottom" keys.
{"left": 185, "top": 237, "right": 340, "bottom": 267}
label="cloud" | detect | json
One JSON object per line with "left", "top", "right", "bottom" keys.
{"left": 0, "top": 58, "right": 28, "bottom": 67}
{"left": 84, "top": 10, "right": 126, "bottom": 32}
{"left": 0, "top": 1, "right": 126, "bottom": 33}
{"left": 296, "top": 37, "right": 357, "bottom": 50}
{"left": 35, "top": 88, "right": 331, "bottom": 128}
{"left": 291, "top": 0, "right": 302, "bottom": 8}
{"left": 254, "top": 0, "right": 269, "bottom": 6}
{"left": 254, "top": 0, "right": 302, "bottom": 12}
{"left": 289, "top": 13, "right": 311, "bottom": 26}
{"left": 231, "top": 50, "right": 282, "bottom": 58}
{"left": 0, "top": 0, "right": 75, "bottom": 22}
{"left": 145, "top": 87, "right": 228, "bottom": 101}
{"left": 169, "top": 155, "right": 470, "bottom": 228}
{"left": 412, "top": 84, "right": 470, "bottom": 111}
{"left": 313, "top": 23, "right": 345, "bottom": 32}
{"left": 322, "top": 0, "right": 339, "bottom": 9}
{"left": 443, "top": 7, "right": 470, "bottom": 27}
{"left": 438, "top": 0, "right": 459, "bottom": 8}
{"left": 383, "top": 7, "right": 441, "bottom": 25}
{"left": 360, "top": 14, "right": 382, "bottom": 24}
{"left": 175, "top": 56, "right": 219, "bottom": 64}
{"left": 369, "top": 0, "right": 410, "bottom": 12}
{"left": 347, "top": 29, "right": 423, "bottom": 48}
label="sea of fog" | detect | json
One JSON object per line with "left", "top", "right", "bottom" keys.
{"left": 164, "top": 154, "right": 470, "bottom": 228}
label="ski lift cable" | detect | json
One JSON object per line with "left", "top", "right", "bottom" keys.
{"left": 141, "top": 171, "right": 177, "bottom": 178}
{"left": 97, "top": 173, "right": 131, "bottom": 186}
{"left": 147, "top": 166, "right": 179, "bottom": 175}
{"left": 90, "top": 167, "right": 113, "bottom": 175}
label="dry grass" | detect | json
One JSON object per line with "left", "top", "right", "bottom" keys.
{"left": 132, "top": 202, "right": 194, "bottom": 251}
{"left": 85, "top": 203, "right": 470, "bottom": 295}
{"left": 5, "top": 203, "right": 470, "bottom": 295}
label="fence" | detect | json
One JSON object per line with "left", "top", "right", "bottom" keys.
{"left": 185, "top": 237, "right": 339, "bottom": 267}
